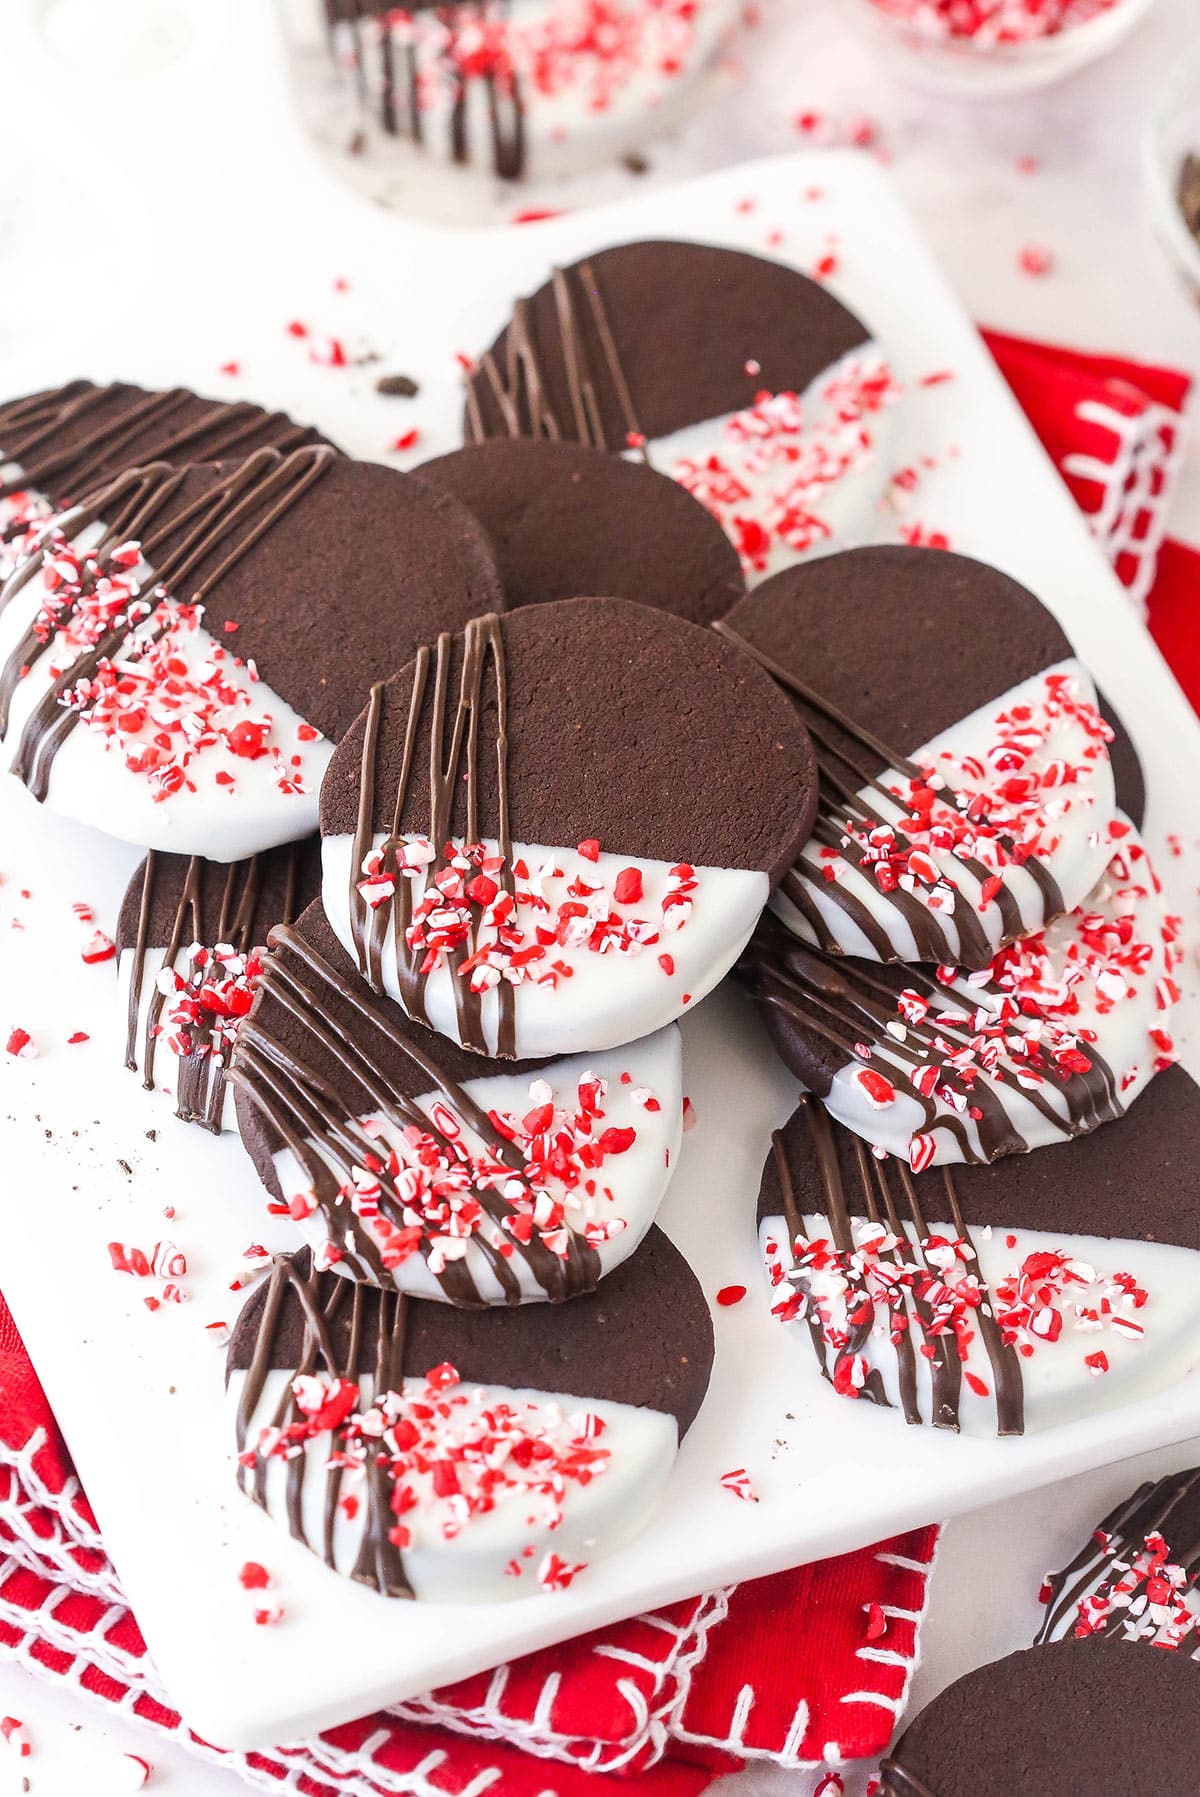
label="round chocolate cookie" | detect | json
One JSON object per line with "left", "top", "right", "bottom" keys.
{"left": 226, "top": 1237, "right": 713, "bottom": 1601}
{"left": 1037, "top": 1462, "right": 1200, "bottom": 1647}
{"left": 117, "top": 839, "right": 323, "bottom": 1135}
{"left": 0, "top": 380, "right": 327, "bottom": 563}
{"left": 742, "top": 813, "right": 1176, "bottom": 1169}
{"left": 721, "top": 545, "right": 1122, "bottom": 969}
{"left": 231, "top": 898, "right": 683, "bottom": 1304}
{"left": 757, "top": 1065, "right": 1200, "bottom": 1437}
{"left": 319, "top": 598, "right": 818, "bottom": 1058}
{"left": 464, "top": 240, "right": 895, "bottom": 581}
{"left": 417, "top": 439, "right": 744, "bottom": 626}
{"left": 879, "top": 1638, "right": 1200, "bottom": 1796}
{"left": 0, "top": 449, "right": 504, "bottom": 861}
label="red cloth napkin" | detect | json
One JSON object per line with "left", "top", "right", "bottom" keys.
{"left": 0, "top": 327, "right": 1193, "bottom": 1797}
{"left": 0, "top": 1288, "right": 938, "bottom": 1795}
{"left": 982, "top": 329, "right": 1198, "bottom": 713}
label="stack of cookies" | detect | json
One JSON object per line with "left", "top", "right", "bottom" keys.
{"left": 0, "top": 234, "right": 1187, "bottom": 1614}
{"left": 730, "top": 547, "right": 1191, "bottom": 1439}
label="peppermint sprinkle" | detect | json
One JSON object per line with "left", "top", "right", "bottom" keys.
{"left": 252, "top": 1365, "right": 611, "bottom": 1560}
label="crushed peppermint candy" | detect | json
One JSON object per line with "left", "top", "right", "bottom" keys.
{"left": 833, "top": 836, "right": 1182, "bottom": 1168}
{"left": 248, "top": 1364, "right": 611, "bottom": 1564}
{"left": 816, "top": 669, "right": 1114, "bottom": 914}
{"left": 285, "top": 1070, "right": 643, "bottom": 1273}
{"left": 19, "top": 526, "right": 321, "bottom": 802}
{"left": 352, "top": 0, "right": 706, "bottom": 122}
{"left": 994, "top": 1252, "right": 1147, "bottom": 1360}
{"left": 0, "top": 1716, "right": 31, "bottom": 1756}
{"left": 153, "top": 938, "right": 266, "bottom": 1070}
{"left": 768, "top": 1215, "right": 1153, "bottom": 1394}
{"left": 671, "top": 356, "right": 902, "bottom": 575}
{"left": 867, "top": 0, "right": 1120, "bottom": 41}
{"left": 537, "top": 1551, "right": 589, "bottom": 1592}
{"left": 720, "top": 1467, "right": 759, "bottom": 1502}
{"left": 1071, "top": 1530, "right": 1198, "bottom": 1649}
{"left": 1018, "top": 243, "right": 1055, "bottom": 278}
{"left": 359, "top": 838, "right": 698, "bottom": 997}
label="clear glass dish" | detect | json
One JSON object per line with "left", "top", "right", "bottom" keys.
{"left": 847, "top": 0, "right": 1156, "bottom": 97}
{"left": 1143, "top": 47, "right": 1200, "bottom": 307}
{"left": 279, "top": 0, "right": 743, "bottom": 189}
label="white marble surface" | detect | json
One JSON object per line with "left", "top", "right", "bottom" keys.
{"left": 3, "top": 0, "right": 1200, "bottom": 1791}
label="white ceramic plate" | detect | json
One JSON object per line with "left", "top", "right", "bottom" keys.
{"left": 2, "top": 4, "right": 1199, "bottom": 1755}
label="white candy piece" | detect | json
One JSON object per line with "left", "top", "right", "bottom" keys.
{"left": 321, "top": 835, "right": 768, "bottom": 1059}
{"left": 761, "top": 1212, "right": 1200, "bottom": 1438}
{"left": 228, "top": 1370, "right": 677, "bottom": 1604}
{"left": 773, "top": 659, "right": 1120, "bottom": 965}
{"left": 272, "top": 1027, "right": 683, "bottom": 1303}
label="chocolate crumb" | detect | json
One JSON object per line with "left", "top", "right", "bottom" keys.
{"left": 376, "top": 373, "right": 420, "bottom": 398}
{"left": 117, "top": 1158, "right": 132, "bottom": 1177}
{"left": 1179, "top": 152, "right": 1200, "bottom": 242}
{"left": 622, "top": 152, "right": 650, "bottom": 176}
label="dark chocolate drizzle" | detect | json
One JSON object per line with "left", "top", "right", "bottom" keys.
{"left": 228, "top": 919, "right": 602, "bottom": 1305}
{"left": 1035, "top": 1466, "right": 1200, "bottom": 1648}
{"left": 714, "top": 618, "right": 1066, "bottom": 971}
{"left": 347, "top": 612, "right": 522, "bottom": 1059}
{"left": 464, "top": 260, "right": 646, "bottom": 454}
{"left": 125, "top": 847, "right": 305, "bottom": 1134}
{"left": 0, "top": 382, "right": 316, "bottom": 528}
{"left": 0, "top": 445, "right": 333, "bottom": 802}
{"left": 235, "top": 1253, "right": 414, "bottom": 1597}
{"left": 770, "top": 1097, "right": 1024, "bottom": 1435}
{"left": 325, "top": 1, "right": 527, "bottom": 179}
{"left": 876, "top": 1763, "right": 937, "bottom": 1797}
{"left": 741, "top": 914, "right": 1124, "bottom": 1164}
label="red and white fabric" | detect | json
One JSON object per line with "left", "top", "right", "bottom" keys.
{"left": 0, "top": 327, "right": 1196, "bottom": 1797}
{"left": 983, "top": 329, "right": 1192, "bottom": 619}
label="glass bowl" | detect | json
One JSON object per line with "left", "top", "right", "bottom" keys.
{"left": 1143, "top": 48, "right": 1200, "bottom": 307}
{"left": 848, "top": 0, "right": 1156, "bottom": 97}
{"left": 281, "top": 0, "right": 744, "bottom": 185}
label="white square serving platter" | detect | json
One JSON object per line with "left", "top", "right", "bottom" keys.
{"left": 2, "top": 10, "right": 1199, "bottom": 1752}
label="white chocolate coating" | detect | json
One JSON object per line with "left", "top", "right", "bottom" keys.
{"left": 229, "top": 1369, "right": 678, "bottom": 1604}
{"left": 772, "top": 659, "right": 1119, "bottom": 964}
{"left": 761, "top": 1212, "right": 1200, "bottom": 1438}
{"left": 819, "top": 818, "right": 1176, "bottom": 1166}
{"left": 322, "top": 834, "right": 768, "bottom": 1059}
{"left": 269, "top": 1026, "right": 683, "bottom": 1302}
{"left": 0, "top": 521, "right": 331, "bottom": 860}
